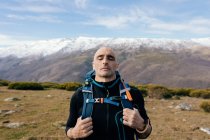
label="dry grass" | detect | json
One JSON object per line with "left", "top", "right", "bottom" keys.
{"left": 0, "top": 86, "right": 210, "bottom": 140}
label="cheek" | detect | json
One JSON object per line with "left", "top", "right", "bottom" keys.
{"left": 113, "top": 64, "right": 118, "bottom": 69}
{"left": 93, "top": 63, "right": 99, "bottom": 70}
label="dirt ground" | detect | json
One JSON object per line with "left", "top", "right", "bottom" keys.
{"left": 0, "top": 86, "right": 210, "bottom": 140}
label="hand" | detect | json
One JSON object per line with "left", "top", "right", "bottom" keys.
{"left": 68, "top": 117, "right": 93, "bottom": 139}
{"left": 123, "top": 108, "right": 145, "bottom": 130}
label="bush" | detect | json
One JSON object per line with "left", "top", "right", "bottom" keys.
{"left": 171, "top": 88, "right": 191, "bottom": 96}
{"left": 200, "top": 91, "right": 210, "bottom": 99}
{"left": 190, "top": 89, "right": 210, "bottom": 99}
{"left": 146, "top": 84, "right": 172, "bottom": 99}
{"left": 65, "top": 82, "right": 82, "bottom": 91}
{"left": 55, "top": 84, "right": 66, "bottom": 89}
{"left": 57, "top": 82, "right": 82, "bottom": 91}
{"left": 8, "top": 82, "right": 44, "bottom": 90}
{"left": 0, "top": 79, "right": 10, "bottom": 86}
{"left": 200, "top": 101, "right": 210, "bottom": 113}
{"left": 190, "top": 90, "right": 202, "bottom": 98}
{"left": 40, "top": 82, "right": 59, "bottom": 89}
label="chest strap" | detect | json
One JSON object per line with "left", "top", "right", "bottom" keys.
{"left": 81, "top": 81, "right": 133, "bottom": 119}
{"left": 85, "top": 94, "right": 131, "bottom": 107}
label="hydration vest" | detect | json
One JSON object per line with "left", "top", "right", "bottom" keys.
{"left": 81, "top": 70, "right": 133, "bottom": 119}
{"left": 81, "top": 70, "right": 139, "bottom": 140}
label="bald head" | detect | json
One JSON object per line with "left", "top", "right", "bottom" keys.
{"left": 93, "top": 47, "right": 116, "bottom": 61}
{"left": 92, "top": 47, "right": 118, "bottom": 82}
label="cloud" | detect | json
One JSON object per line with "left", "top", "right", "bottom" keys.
{"left": 87, "top": 15, "right": 137, "bottom": 29}
{"left": 0, "top": 34, "right": 32, "bottom": 46}
{"left": 149, "top": 17, "right": 210, "bottom": 34}
{"left": 84, "top": 7, "right": 144, "bottom": 29}
{"left": 7, "top": 14, "right": 62, "bottom": 23}
{"left": 0, "top": 0, "right": 67, "bottom": 13}
{"left": 74, "top": 0, "right": 88, "bottom": 9}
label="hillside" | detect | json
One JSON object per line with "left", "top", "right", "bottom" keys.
{"left": 0, "top": 86, "right": 210, "bottom": 139}
{"left": 0, "top": 37, "right": 210, "bottom": 88}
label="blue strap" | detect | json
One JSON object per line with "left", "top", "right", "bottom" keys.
{"left": 104, "top": 98, "right": 120, "bottom": 106}
{"left": 119, "top": 82, "right": 133, "bottom": 109}
{"left": 81, "top": 85, "right": 94, "bottom": 119}
{"left": 86, "top": 97, "right": 120, "bottom": 106}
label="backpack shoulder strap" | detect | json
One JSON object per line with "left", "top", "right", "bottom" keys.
{"left": 119, "top": 81, "right": 133, "bottom": 109}
{"left": 81, "top": 83, "right": 94, "bottom": 119}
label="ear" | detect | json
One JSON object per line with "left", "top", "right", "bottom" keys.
{"left": 92, "top": 61, "right": 95, "bottom": 70}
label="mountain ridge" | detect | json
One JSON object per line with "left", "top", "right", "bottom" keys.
{"left": 0, "top": 37, "right": 210, "bottom": 88}
{"left": 0, "top": 37, "right": 210, "bottom": 58}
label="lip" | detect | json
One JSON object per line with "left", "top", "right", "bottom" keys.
{"left": 101, "top": 68, "right": 110, "bottom": 70}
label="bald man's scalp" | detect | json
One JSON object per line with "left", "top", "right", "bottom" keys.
{"left": 93, "top": 47, "right": 116, "bottom": 61}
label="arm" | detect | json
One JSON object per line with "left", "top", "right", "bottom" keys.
{"left": 65, "top": 88, "right": 93, "bottom": 139}
{"left": 123, "top": 108, "right": 152, "bottom": 139}
{"left": 123, "top": 88, "right": 152, "bottom": 139}
{"left": 66, "top": 117, "right": 93, "bottom": 139}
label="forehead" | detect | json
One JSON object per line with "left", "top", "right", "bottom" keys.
{"left": 94, "top": 48, "right": 115, "bottom": 58}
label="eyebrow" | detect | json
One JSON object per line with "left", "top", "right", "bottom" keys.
{"left": 96, "top": 54, "right": 115, "bottom": 59}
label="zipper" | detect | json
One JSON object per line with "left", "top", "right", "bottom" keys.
{"left": 105, "top": 88, "right": 110, "bottom": 139}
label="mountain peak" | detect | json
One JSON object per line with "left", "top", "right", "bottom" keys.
{"left": 0, "top": 37, "right": 210, "bottom": 58}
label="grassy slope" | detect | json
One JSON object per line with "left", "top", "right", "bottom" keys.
{"left": 0, "top": 86, "right": 210, "bottom": 140}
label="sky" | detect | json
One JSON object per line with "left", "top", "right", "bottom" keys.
{"left": 0, "top": 0, "right": 210, "bottom": 46}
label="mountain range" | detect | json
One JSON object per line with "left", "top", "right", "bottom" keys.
{"left": 0, "top": 37, "right": 210, "bottom": 88}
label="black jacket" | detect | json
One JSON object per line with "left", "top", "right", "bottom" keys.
{"left": 65, "top": 77, "right": 149, "bottom": 140}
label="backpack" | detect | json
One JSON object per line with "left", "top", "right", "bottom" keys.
{"left": 81, "top": 70, "right": 139, "bottom": 140}
{"left": 81, "top": 70, "right": 133, "bottom": 119}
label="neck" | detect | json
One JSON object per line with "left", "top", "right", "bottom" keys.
{"left": 95, "top": 75, "right": 116, "bottom": 82}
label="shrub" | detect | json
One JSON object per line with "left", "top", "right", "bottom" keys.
{"left": 162, "top": 92, "right": 173, "bottom": 99}
{"left": 189, "top": 90, "right": 203, "bottom": 98}
{"left": 0, "top": 79, "right": 10, "bottom": 86}
{"left": 200, "top": 91, "right": 210, "bottom": 99}
{"left": 8, "top": 82, "right": 44, "bottom": 90}
{"left": 171, "top": 88, "right": 191, "bottom": 96}
{"left": 190, "top": 89, "right": 210, "bottom": 99}
{"left": 65, "top": 82, "right": 82, "bottom": 91}
{"left": 55, "top": 84, "right": 66, "bottom": 89}
{"left": 200, "top": 101, "right": 210, "bottom": 113}
{"left": 146, "top": 84, "right": 172, "bottom": 99}
{"left": 56, "top": 82, "right": 82, "bottom": 91}
{"left": 40, "top": 82, "right": 59, "bottom": 89}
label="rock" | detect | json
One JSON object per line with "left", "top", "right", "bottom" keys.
{"left": 0, "top": 110, "right": 16, "bottom": 115}
{"left": 4, "top": 110, "right": 16, "bottom": 115}
{"left": 4, "top": 122, "right": 25, "bottom": 128}
{"left": 200, "top": 127, "right": 210, "bottom": 135}
{"left": 4, "top": 97, "right": 21, "bottom": 102}
{"left": 175, "top": 103, "right": 192, "bottom": 111}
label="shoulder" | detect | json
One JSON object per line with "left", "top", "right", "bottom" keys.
{"left": 128, "top": 85, "right": 145, "bottom": 101}
{"left": 71, "top": 86, "right": 83, "bottom": 100}
{"left": 128, "top": 85, "right": 141, "bottom": 94}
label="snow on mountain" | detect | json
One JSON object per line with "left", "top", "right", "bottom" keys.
{"left": 0, "top": 37, "right": 210, "bottom": 58}
{"left": 191, "top": 37, "right": 210, "bottom": 46}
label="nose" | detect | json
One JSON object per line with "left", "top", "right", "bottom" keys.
{"left": 102, "top": 58, "right": 108, "bottom": 64}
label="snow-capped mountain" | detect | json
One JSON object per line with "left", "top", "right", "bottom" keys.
{"left": 0, "top": 37, "right": 210, "bottom": 88}
{"left": 0, "top": 37, "right": 210, "bottom": 58}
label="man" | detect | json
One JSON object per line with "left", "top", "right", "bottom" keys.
{"left": 65, "top": 47, "right": 152, "bottom": 140}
